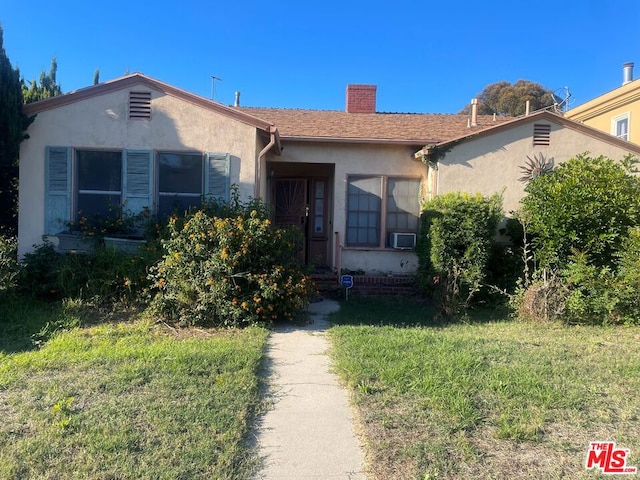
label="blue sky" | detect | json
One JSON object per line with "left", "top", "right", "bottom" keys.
{"left": 2, "top": 0, "right": 640, "bottom": 113}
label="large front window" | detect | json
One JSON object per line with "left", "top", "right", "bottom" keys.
{"left": 346, "top": 175, "right": 420, "bottom": 248}
{"left": 347, "top": 176, "right": 381, "bottom": 247}
{"left": 76, "top": 150, "right": 122, "bottom": 218}
{"left": 158, "top": 152, "right": 203, "bottom": 217}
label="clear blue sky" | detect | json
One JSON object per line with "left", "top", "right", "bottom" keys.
{"left": 3, "top": 0, "right": 640, "bottom": 113}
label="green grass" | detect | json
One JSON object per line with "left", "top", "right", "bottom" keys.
{"left": 329, "top": 297, "right": 640, "bottom": 479}
{"left": 0, "top": 299, "right": 268, "bottom": 480}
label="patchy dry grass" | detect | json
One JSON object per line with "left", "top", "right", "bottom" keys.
{"left": 0, "top": 300, "right": 268, "bottom": 480}
{"left": 329, "top": 297, "right": 640, "bottom": 479}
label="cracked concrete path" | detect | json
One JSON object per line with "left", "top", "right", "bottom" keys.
{"left": 253, "top": 299, "right": 367, "bottom": 479}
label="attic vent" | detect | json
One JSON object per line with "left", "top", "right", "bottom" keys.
{"left": 129, "top": 91, "right": 151, "bottom": 119}
{"left": 533, "top": 124, "right": 551, "bottom": 146}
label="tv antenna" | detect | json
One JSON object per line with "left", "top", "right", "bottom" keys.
{"left": 210, "top": 75, "right": 222, "bottom": 100}
{"left": 552, "top": 86, "right": 572, "bottom": 113}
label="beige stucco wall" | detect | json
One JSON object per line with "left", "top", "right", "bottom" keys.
{"left": 268, "top": 142, "right": 425, "bottom": 275}
{"left": 19, "top": 84, "right": 262, "bottom": 256}
{"left": 437, "top": 119, "right": 639, "bottom": 214}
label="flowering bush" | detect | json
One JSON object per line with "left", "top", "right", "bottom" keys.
{"left": 148, "top": 209, "right": 312, "bottom": 327}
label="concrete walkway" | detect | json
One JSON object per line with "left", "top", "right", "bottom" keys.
{"left": 253, "top": 299, "right": 367, "bottom": 479}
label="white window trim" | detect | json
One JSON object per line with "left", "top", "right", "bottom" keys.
{"left": 611, "top": 112, "right": 630, "bottom": 141}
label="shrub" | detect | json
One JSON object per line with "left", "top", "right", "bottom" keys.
{"left": 560, "top": 251, "right": 620, "bottom": 324}
{"left": 615, "top": 226, "right": 640, "bottom": 322}
{"left": 514, "top": 228, "right": 640, "bottom": 325}
{"left": 148, "top": 209, "right": 312, "bottom": 327}
{"left": 55, "top": 246, "right": 158, "bottom": 302}
{"left": 18, "top": 241, "right": 158, "bottom": 303}
{"left": 0, "top": 234, "right": 19, "bottom": 299}
{"left": 521, "top": 153, "right": 640, "bottom": 269}
{"left": 17, "top": 242, "right": 63, "bottom": 299}
{"left": 418, "top": 192, "right": 503, "bottom": 318}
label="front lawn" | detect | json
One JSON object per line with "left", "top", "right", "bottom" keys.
{"left": 329, "top": 298, "right": 640, "bottom": 479}
{"left": 0, "top": 300, "right": 268, "bottom": 480}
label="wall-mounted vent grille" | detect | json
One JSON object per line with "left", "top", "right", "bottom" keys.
{"left": 129, "top": 91, "right": 151, "bottom": 119}
{"left": 533, "top": 124, "right": 551, "bottom": 146}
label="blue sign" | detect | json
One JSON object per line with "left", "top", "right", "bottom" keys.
{"left": 340, "top": 275, "right": 354, "bottom": 289}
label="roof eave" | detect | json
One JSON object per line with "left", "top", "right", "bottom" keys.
{"left": 280, "top": 135, "right": 438, "bottom": 146}
{"left": 566, "top": 78, "right": 640, "bottom": 119}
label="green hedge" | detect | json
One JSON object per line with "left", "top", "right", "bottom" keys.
{"left": 418, "top": 192, "right": 503, "bottom": 318}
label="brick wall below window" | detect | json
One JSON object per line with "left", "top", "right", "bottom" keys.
{"left": 312, "top": 273, "right": 419, "bottom": 297}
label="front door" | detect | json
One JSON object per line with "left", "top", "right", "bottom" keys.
{"left": 273, "top": 177, "right": 329, "bottom": 267}
{"left": 274, "top": 178, "right": 308, "bottom": 263}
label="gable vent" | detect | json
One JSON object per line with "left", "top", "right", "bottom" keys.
{"left": 129, "top": 91, "right": 151, "bottom": 119}
{"left": 533, "top": 124, "right": 551, "bottom": 146}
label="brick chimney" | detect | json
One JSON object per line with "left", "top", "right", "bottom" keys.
{"left": 346, "top": 84, "right": 377, "bottom": 113}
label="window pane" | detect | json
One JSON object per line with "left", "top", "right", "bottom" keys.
{"left": 386, "top": 178, "right": 420, "bottom": 247}
{"left": 159, "top": 195, "right": 202, "bottom": 217}
{"left": 617, "top": 118, "right": 629, "bottom": 140}
{"left": 77, "top": 193, "right": 121, "bottom": 218}
{"left": 158, "top": 153, "right": 202, "bottom": 194}
{"left": 77, "top": 150, "right": 122, "bottom": 192}
{"left": 346, "top": 176, "right": 381, "bottom": 247}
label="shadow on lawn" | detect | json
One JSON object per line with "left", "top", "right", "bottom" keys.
{"left": 0, "top": 297, "right": 145, "bottom": 354}
{"left": 328, "top": 296, "right": 512, "bottom": 328}
{"left": 0, "top": 297, "right": 63, "bottom": 354}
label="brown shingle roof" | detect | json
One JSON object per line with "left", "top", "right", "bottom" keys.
{"left": 238, "top": 107, "right": 513, "bottom": 145}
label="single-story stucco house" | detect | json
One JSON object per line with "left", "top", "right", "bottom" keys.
{"left": 18, "top": 73, "right": 508, "bottom": 275}
{"left": 18, "top": 73, "right": 640, "bottom": 277}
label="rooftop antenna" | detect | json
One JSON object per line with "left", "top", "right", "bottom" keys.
{"left": 552, "top": 86, "right": 572, "bottom": 113}
{"left": 210, "top": 75, "right": 222, "bottom": 100}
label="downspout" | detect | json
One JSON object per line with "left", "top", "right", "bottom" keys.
{"left": 255, "top": 125, "right": 280, "bottom": 198}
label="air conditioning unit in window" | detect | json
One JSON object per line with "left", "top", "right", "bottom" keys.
{"left": 391, "top": 232, "right": 416, "bottom": 249}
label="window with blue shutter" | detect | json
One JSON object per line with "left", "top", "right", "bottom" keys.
{"left": 205, "top": 152, "right": 230, "bottom": 201}
{"left": 45, "top": 146, "right": 71, "bottom": 234}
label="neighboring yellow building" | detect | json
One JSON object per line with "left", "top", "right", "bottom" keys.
{"left": 566, "top": 62, "right": 640, "bottom": 144}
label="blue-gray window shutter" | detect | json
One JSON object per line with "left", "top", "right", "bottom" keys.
{"left": 123, "top": 150, "right": 153, "bottom": 213}
{"left": 205, "top": 152, "right": 230, "bottom": 201}
{"left": 45, "top": 146, "right": 71, "bottom": 235}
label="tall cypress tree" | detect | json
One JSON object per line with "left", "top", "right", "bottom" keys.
{"left": 0, "top": 25, "right": 24, "bottom": 168}
{"left": 0, "top": 25, "right": 32, "bottom": 234}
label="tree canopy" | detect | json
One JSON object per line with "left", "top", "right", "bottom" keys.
{"left": 520, "top": 154, "right": 640, "bottom": 269}
{"left": 460, "top": 80, "right": 555, "bottom": 117}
